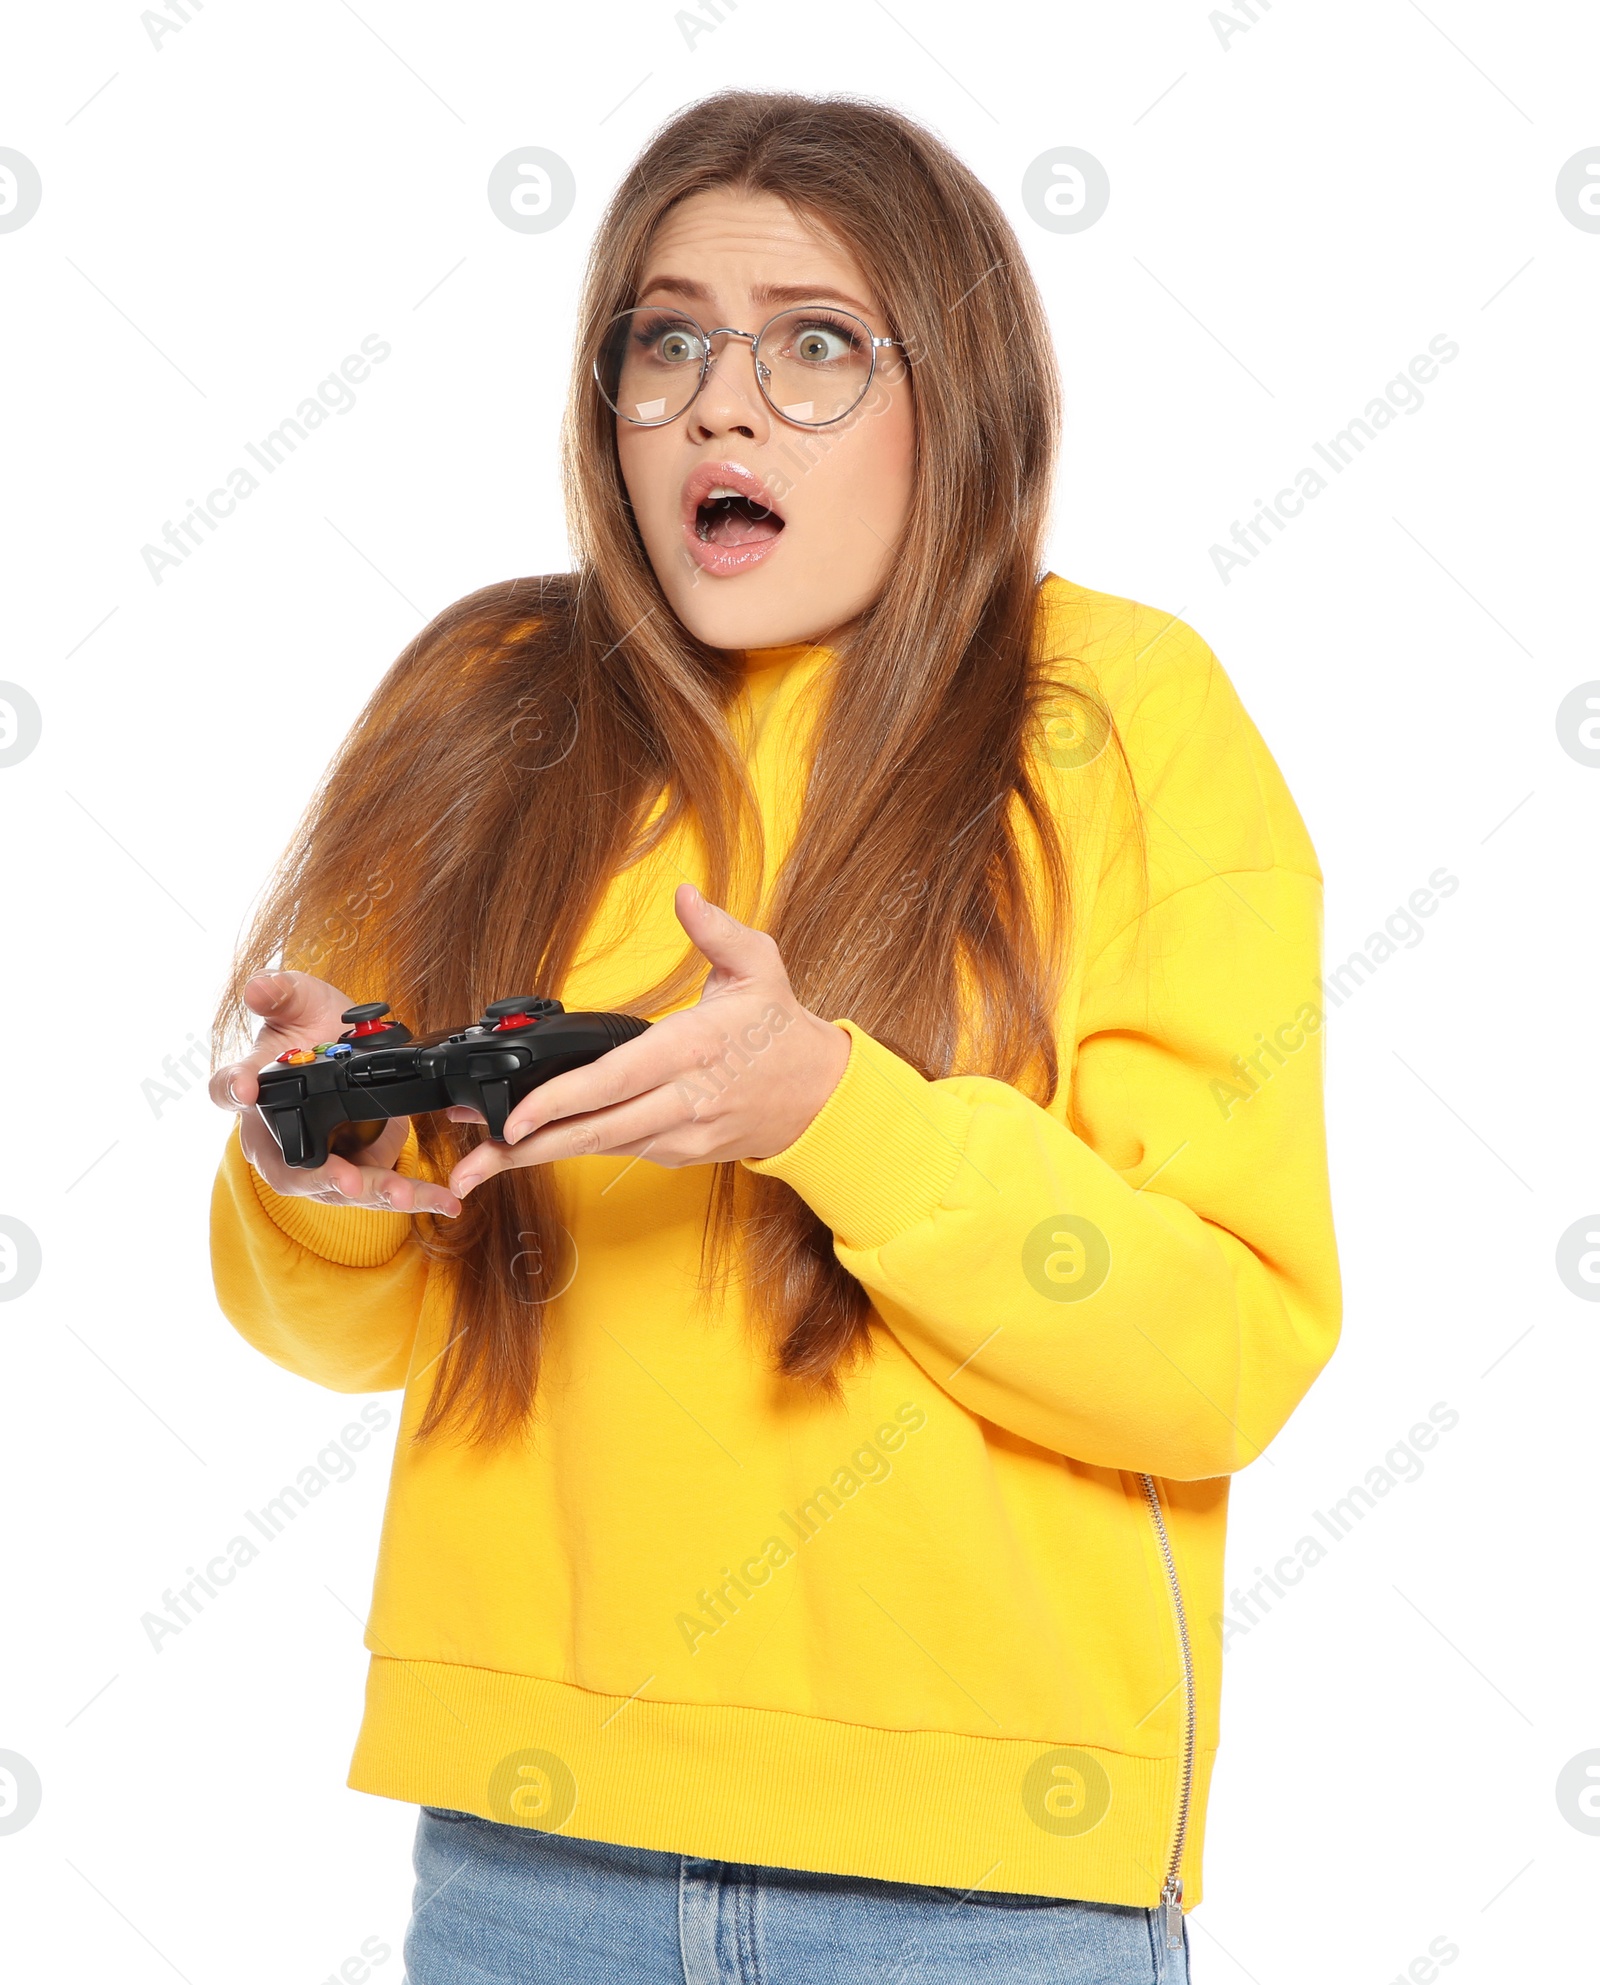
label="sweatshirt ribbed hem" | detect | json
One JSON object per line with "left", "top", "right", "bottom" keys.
{"left": 240, "top": 1126, "right": 416, "bottom": 1266}
{"left": 742, "top": 1021, "right": 969, "bottom": 1252}
{"left": 347, "top": 1655, "right": 1210, "bottom": 1910}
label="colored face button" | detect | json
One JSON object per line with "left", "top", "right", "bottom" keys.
{"left": 278, "top": 1048, "right": 317, "bottom": 1066}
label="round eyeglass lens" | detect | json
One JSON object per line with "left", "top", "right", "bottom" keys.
{"left": 596, "top": 308, "right": 708, "bottom": 425}
{"left": 753, "top": 307, "right": 877, "bottom": 424}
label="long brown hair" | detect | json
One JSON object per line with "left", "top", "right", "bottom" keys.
{"left": 217, "top": 90, "right": 1136, "bottom": 1447}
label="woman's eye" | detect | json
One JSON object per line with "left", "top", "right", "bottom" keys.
{"left": 788, "top": 321, "right": 857, "bottom": 364}
{"left": 632, "top": 319, "right": 702, "bottom": 366}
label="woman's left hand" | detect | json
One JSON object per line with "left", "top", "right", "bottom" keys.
{"left": 447, "top": 884, "right": 852, "bottom": 1197}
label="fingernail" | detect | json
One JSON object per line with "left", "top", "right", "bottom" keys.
{"left": 226, "top": 1075, "right": 243, "bottom": 1104}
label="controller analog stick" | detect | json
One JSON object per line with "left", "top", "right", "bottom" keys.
{"left": 341, "top": 1001, "right": 399, "bottom": 1040}
{"left": 484, "top": 996, "right": 564, "bottom": 1032}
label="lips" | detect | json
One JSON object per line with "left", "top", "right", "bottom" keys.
{"left": 680, "top": 461, "right": 786, "bottom": 577}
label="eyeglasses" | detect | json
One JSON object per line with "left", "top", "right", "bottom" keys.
{"left": 594, "top": 303, "right": 905, "bottom": 430}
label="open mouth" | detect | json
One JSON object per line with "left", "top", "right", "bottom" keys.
{"left": 694, "top": 491, "right": 785, "bottom": 548}
{"left": 680, "top": 463, "right": 787, "bottom": 575}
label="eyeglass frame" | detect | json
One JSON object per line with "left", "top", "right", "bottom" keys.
{"left": 593, "top": 301, "right": 908, "bottom": 430}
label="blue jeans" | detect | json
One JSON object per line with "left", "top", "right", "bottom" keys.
{"left": 404, "top": 1807, "right": 1193, "bottom": 1983}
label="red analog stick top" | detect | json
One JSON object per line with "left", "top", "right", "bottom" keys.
{"left": 485, "top": 996, "right": 558, "bottom": 1032}
{"left": 340, "top": 1001, "right": 394, "bottom": 1039}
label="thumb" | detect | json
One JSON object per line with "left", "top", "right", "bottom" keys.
{"left": 242, "top": 969, "right": 344, "bottom": 1036}
{"left": 675, "top": 884, "right": 773, "bottom": 981}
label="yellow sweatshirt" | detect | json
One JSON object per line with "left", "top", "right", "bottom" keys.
{"left": 211, "top": 573, "right": 1340, "bottom": 1918}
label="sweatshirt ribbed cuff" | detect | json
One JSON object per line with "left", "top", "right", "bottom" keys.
{"left": 741, "top": 1020, "right": 969, "bottom": 1252}
{"left": 239, "top": 1125, "right": 417, "bottom": 1268}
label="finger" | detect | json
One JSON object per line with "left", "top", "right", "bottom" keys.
{"left": 242, "top": 968, "right": 345, "bottom": 1028}
{"left": 212, "top": 972, "right": 349, "bottom": 1111}
{"left": 674, "top": 883, "right": 784, "bottom": 985}
{"left": 242, "top": 1115, "right": 460, "bottom": 1218}
{"left": 211, "top": 1020, "right": 296, "bottom": 1111}
{"left": 497, "top": 1031, "right": 663, "bottom": 1144}
{"left": 211, "top": 1059, "right": 259, "bottom": 1111}
{"left": 312, "top": 1156, "right": 462, "bottom": 1218}
{"left": 454, "top": 1083, "right": 692, "bottom": 1196}
{"left": 443, "top": 1105, "right": 488, "bottom": 1124}
{"left": 497, "top": 1005, "right": 778, "bottom": 1145}
{"left": 209, "top": 1025, "right": 316, "bottom": 1112}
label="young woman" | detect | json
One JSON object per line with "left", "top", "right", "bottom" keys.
{"left": 210, "top": 90, "right": 1339, "bottom": 1985}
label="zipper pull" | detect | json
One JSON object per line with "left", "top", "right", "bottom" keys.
{"left": 1161, "top": 1875, "right": 1184, "bottom": 1950}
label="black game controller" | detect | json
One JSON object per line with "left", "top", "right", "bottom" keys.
{"left": 253, "top": 998, "right": 650, "bottom": 1170}
{"left": 417, "top": 998, "right": 651, "bottom": 1141}
{"left": 253, "top": 1002, "right": 434, "bottom": 1171}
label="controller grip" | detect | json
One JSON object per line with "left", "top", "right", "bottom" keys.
{"left": 478, "top": 1079, "right": 514, "bottom": 1141}
{"left": 259, "top": 1097, "right": 388, "bottom": 1171}
{"left": 261, "top": 1104, "right": 322, "bottom": 1170}
{"left": 477, "top": 1013, "right": 650, "bottom": 1139}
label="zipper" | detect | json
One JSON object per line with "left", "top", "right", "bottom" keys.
{"left": 1138, "top": 1472, "right": 1195, "bottom": 1953}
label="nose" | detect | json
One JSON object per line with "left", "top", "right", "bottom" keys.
{"left": 687, "top": 332, "right": 771, "bottom": 443}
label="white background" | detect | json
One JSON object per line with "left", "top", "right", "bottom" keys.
{"left": 2, "top": 3, "right": 1596, "bottom": 1980}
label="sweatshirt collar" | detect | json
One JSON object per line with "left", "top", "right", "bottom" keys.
{"left": 737, "top": 639, "right": 832, "bottom": 677}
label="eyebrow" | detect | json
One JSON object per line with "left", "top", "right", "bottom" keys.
{"left": 636, "top": 275, "right": 880, "bottom": 320}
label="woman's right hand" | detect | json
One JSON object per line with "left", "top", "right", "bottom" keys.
{"left": 209, "top": 970, "right": 462, "bottom": 1218}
